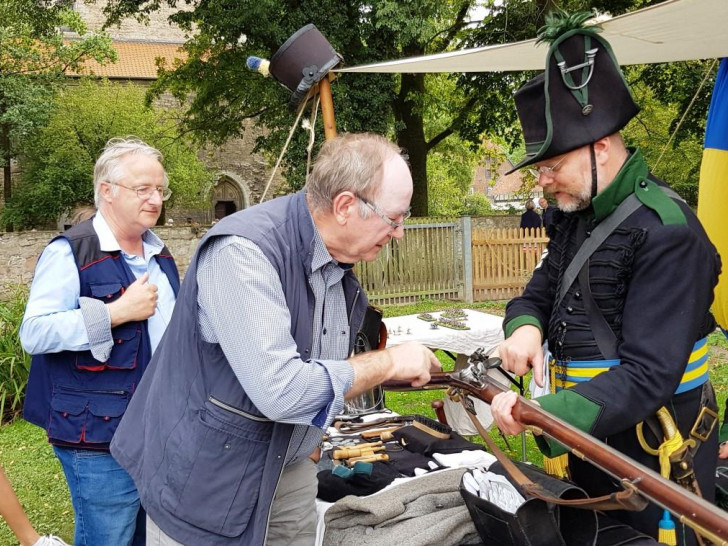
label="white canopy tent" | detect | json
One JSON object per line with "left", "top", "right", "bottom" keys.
{"left": 337, "top": 0, "right": 728, "bottom": 74}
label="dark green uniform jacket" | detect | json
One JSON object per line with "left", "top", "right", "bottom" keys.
{"left": 505, "top": 150, "right": 721, "bottom": 544}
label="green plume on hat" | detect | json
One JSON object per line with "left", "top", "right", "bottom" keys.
{"left": 536, "top": 8, "right": 602, "bottom": 45}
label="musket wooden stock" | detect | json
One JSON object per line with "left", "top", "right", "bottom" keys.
{"left": 382, "top": 372, "right": 728, "bottom": 544}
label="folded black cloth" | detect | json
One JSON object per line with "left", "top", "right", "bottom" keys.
{"left": 384, "top": 446, "right": 439, "bottom": 477}
{"left": 393, "top": 425, "right": 485, "bottom": 456}
{"left": 317, "top": 462, "right": 401, "bottom": 503}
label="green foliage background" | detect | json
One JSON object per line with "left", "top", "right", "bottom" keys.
{"left": 2, "top": 79, "right": 215, "bottom": 229}
{"left": 0, "top": 0, "right": 116, "bottom": 213}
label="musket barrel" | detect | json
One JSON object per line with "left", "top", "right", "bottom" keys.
{"left": 383, "top": 372, "right": 728, "bottom": 542}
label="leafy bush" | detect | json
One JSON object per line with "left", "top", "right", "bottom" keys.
{"left": 0, "top": 284, "right": 31, "bottom": 424}
{"left": 3, "top": 78, "right": 215, "bottom": 229}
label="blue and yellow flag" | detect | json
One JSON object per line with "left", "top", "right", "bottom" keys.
{"left": 698, "top": 58, "right": 728, "bottom": 335}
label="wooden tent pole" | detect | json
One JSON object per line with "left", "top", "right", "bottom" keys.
{"left": 319, "top": 76, "right": 337, "bottom": 140}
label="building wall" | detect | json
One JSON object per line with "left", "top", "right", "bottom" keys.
{"left": 0, "top": 216, "right": 524, "bottom": 297}
{"left": 71, "top": 2, "right": 188, "bottom": 43}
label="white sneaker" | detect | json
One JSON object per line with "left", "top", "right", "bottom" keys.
{"left": 33, "top": 536, "right": 70, "bottom": 546}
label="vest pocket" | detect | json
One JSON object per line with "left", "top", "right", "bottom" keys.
{"left": 48, "top": 389, "right": 129, "bottom": 445}
{"left": 88, "top": 281, "right": 123, "bottom": 302}
{"left": 160, "top": 401, "right": 274, "bottom": 537}
{"left": 75, "top": 325, "right": 141, "bottom": 371}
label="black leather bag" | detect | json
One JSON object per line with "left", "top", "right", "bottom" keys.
{"left": 717, "top": 464, "right": 728, "bottom": 510}
{"left": 460, "top": 460, "right": 598, "bottom": 546}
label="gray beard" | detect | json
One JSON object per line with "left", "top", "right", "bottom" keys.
{"left": 550, "top": 186, "right": 591, "bottom": 213}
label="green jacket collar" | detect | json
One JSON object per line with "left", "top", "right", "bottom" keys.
{"left": 591, "top": 148, "right": 648, "bottom": 222}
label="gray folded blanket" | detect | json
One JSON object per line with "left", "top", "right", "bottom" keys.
{"left": 323, "top": 468, "right": 480, "bottom": 546}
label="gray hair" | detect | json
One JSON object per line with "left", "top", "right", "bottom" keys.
{"left": 305, "top": 133, "right": 407, "bottom": 215}
{"left": 93, "top": 137, "right": 167, "bottom": 208}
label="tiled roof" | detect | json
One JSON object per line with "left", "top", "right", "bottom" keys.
{"left": 490, "top": 170, "right": 527, "bottom": 195}
{"left": 70, "top": 41, "right": 187, "bottom": 80}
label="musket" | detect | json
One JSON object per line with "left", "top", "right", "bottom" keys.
{"left": 383, "top": 354, "right": 728, "bottom": 545}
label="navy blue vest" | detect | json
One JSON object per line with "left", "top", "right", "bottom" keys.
{"left": 111, "top": 192, "right": 368, "bottom": 545}
{"left": 23, "top": 219, "right": 180, "bottom": 450}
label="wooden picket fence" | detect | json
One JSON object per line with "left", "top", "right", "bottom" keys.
{"left": 353, "top": 218, "right": 548, "bottom": 304}
{"left": 471, "top": 227, "right": 549, "bottom": 301}
{"left": 354, "top": 218, "right": 462, "bottom": 305}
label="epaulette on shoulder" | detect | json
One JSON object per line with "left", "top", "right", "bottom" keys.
{"left": 634, "top": 176, "right": 687, "bottom": 226}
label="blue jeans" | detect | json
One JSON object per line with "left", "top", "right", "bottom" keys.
{"left": 53, "top": 446, "right": 145, "bottom": 546}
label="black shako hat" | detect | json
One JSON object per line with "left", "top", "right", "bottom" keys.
{"left": 508, "top": 11, "right": 640, "bottom": 173}
{"left": 269, "top": 24, "right": 342, "bottom": 109}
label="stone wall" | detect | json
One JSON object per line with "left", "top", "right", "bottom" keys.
{"left": 0, "top": 215, "right": 522, "bottom": 298}
{"left": 472, "top": 215, "right": 521, "bottom": 229}
{"left": 72, "top": 3, "right": 189, "bottom": 43}
{"left": 0, "top": 226, "right": 208, "bottom": 299}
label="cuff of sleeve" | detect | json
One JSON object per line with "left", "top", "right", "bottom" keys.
{"left": 504, "top": 315, "right": 543, "bottom": 339}
{"left": 79, "top": 297, "right": 114, "bottom": 362}
{"left": 532, "top": 390, "right": 603, "bottom": 458}
{"left": 720, "top": 422, "right": 728, "bottom": 445}
{"left": 313, "top": 359, "right": 355, "bottom": 429}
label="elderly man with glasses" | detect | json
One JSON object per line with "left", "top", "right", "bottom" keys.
{"left": 110, "top": 132, "right": 440, "bottom": 546}
{"left": 489, "top": 11, "right": 720, "bottom": 545}
{"left": 21, "top": 137, "right": 180, "bottom": 546}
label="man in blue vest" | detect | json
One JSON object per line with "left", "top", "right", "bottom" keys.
{"left": 111, "top": 133, "right": 441, "bottom": 546}
{"left": 21, "top": 138, "right": 180, "bottom": 546}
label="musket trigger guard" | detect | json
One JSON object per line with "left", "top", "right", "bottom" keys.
{"left": 462, "top": 394, "right": 476, "bottom": 416}
{"left": 446, "top": 386, "right": 462, "bottom": 403}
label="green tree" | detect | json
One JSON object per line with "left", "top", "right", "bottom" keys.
{"left": 101, "top": 0, "right": 681, "bottom": 215}
{"left": 2, "top": 79, "right": 214, "bottom": 229}
{"left": 622, "top": 61, "right": 716, "bottom": 206}
{"left": 0, "top": 0, "right": 115, "bottom": 217}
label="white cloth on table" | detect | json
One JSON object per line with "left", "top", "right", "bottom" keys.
{"left": 383, "top": 310, "right": 506, "bottom": 436}
{"left": 433, "top": 450, "right": 496, "bottom": 469}
{"left": 382, "top": 310, "right": 504, "bottom": 355}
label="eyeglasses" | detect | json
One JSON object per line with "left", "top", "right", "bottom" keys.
{"left": 113, "top": 182, "right": 172, "bottom": 201}
{"left": 358, "top": 196, "right": 411, "bottom": 231}
{"left": 528, "top": 155, "right": 567, "bottom": 179}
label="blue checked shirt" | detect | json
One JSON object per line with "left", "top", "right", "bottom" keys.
{"left": 196, "top": 228, "right": 355, "bottom": 465}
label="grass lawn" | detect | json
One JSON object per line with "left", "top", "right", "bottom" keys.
{"left": 0, "top": 299, "right": 726, "bottom": 544}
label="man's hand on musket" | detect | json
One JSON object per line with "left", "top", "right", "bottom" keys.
{"left": 386, "top": 342, "right": 442, "bottom": 387}
{"left": 497, "top": 325, "right": 544, "bottom": 387}
{"left": 720, "top": 441, "right": 728, "bottom": 460}
{"left": 491, "top": 390, "right": 541, "bottom": 436}
{"left": 346, "top": 341, "right": 441, "bottom": 399}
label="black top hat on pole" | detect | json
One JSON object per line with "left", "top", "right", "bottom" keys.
{"left": 508, "top": 12, "right": 640, "bottom": 173}
{"left": 268, "top": 24, "right": 343, "bottom": 109}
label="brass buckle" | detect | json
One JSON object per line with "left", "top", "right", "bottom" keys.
{"left": 690, "top": 405, "right": 719, "bottom": 443}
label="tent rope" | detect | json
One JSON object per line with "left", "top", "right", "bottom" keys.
{"left": 654, "top": 59, "right": 717, "bottom": 170}
{"left": 305, "top": 94, "right": 320, "bottom": 180}
{"left": 259, "top": 93, "right": 311, "bottom": 203}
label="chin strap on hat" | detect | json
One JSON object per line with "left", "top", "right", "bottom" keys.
{"left": 589, "top": 143, "right": 598, "bottom": 198}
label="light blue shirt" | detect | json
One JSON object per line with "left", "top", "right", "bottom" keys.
{"left": 20, "top": 212, "right": 176, "bottom": 360}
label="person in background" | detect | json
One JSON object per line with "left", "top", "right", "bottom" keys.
{"left": 111, "top": 132, "right": 441, "bottom": 546}
{"left": 0, "top": 466, "right": 68, "bottom": 546}
{"left": 538, "top": 196, "right": 558, "bottom": 235}
{"left": 489, "top": 11, "right": 720, "bottom": 545}
{"left": 519, "top": 199, "right": 542, "bottom": 230}
{"left": 20, "top": 138, "right": 180, "bottom": 546}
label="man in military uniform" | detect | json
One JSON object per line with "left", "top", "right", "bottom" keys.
{"left": 490, "top": 12, "right": 721, "bottom": 545}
